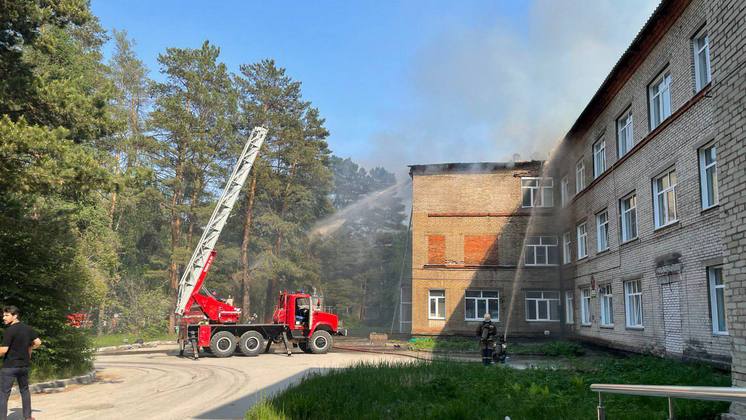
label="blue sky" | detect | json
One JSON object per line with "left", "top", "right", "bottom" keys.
{"left": 92, "top": 0, "right": 658, "bottom": 176}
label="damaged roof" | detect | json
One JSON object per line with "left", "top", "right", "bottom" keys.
{"left": 408, "top": 160, "right": 543, "bottom": 176}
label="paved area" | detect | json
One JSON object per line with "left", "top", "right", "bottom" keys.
{"left": 4, "top": 344, "right": 413, "bottom": 420}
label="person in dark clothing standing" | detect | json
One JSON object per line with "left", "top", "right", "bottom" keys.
{"left": 1, "top": 306, "right": 42, "bottom": 420}
{"left": 476, "top": 313, "right": 497, "bottom": 366}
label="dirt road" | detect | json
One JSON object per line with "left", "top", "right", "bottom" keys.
{"left": 5, "top": 345, "right": 412, "bottom": 420}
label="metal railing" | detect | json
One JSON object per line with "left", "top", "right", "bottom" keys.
{"left": 591, "top": 384, "right": 746, "bottom": 420}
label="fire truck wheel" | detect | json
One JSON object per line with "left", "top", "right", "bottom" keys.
{"left": 238, "top": 331, "right": 264, "bottom": 356}
{"left": 310, "top": 330, "right": 333, "bottom": 354}
{"left": 210, "top": 331, "right": 237, "bottom": 357}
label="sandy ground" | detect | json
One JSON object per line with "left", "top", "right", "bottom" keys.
{"left": 5, "top": 344, "right": 412, "bottom": 420}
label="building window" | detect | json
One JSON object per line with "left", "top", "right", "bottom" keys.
{"left": 617, "top": 109, "right": 634, "bottom": 157}
{"left": 521, "top": 177, "right": 554, "bottom": 208}
{"left": 599, "top": 284, "right": 614, "bottom": 327}
{"left": 580, "top": 288, "right": 591, "bottom": 325}
{"left": 576, "top": 222, "right": 588, "bottom": 259}
{"left": 653, "top": 168, "right": 678, "bottom": 228}
{"left": 699, "top": 143, "right": 718, "bottom": 209}
{"left": 620, "top": 193, "right": 638, "bottom": 243}
{"left": 428, "top": 290, "right": 445, "bottom": 320}
{"left": 708, "top": 266, "right": 727, "bottom": 334}
{"left": 465, "top": 290, "right": 499, "bottom": 321}
{"left": 596, "top": 210, "right": 609, "bottom": 252}
{"left": 649, "top": 70, "right": 672, "bottom": 130}
{"left": 693, "top": 28, "right": 711, "bottom": 91}
{"left": 562, "top": 232, "right": 572, "bottom": 264}
{"left": 524, "top": 236, "right": 559, "bottom": 266}
{"left": 593, "top": 138, "right": 606, "bottom": 178}
{"left": 565, "top": 291, "right": 574, "bottom": 324}
{"left": 561, "top": 176, "right": 570, "bottom": 207}
{"left": 624, "top": 279, "right": 644, "bottom": 328}
{"left": 525, "top": 291, "right": 560, "bottom": 321}
{"left": 576, "top": 159, "right": 586, "bottom": 192}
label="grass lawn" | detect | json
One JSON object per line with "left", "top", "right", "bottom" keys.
{"left": 406, "top": 337, "right": 585, "bottom": 357}
{"left": 245, "top": 356, "right": 729, "bottom": 420}
{"left": 90, "top": 332, "right": 176, "bottom": 348}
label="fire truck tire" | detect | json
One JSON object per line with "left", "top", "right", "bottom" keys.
{"left": 309, "top": 330, "right": 333, "bottom": 354}
{"left": 210, "top": 331, "right": 237, "bottom": 357}
{"left": 238, "top": 331, "right": 264, "bottom": 356}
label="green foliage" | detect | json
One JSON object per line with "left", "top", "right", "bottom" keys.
{"left": 90, "top": 332, "right": 176, "bottom": 348}
{"left": 246, "top": 356, "right": 730, "bottom": 420}
{"left": 509, "top": 341, "right": 586, "bottom": 357}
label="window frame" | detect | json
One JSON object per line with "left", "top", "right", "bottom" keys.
{"left": 524, "top": 291, "right": 561, "bottom": 322}
{"left": 617, "top": 108, "right": 634, "bottom": 157}
{"left": 576, "top": 159, "right": 586, "bottom": 192}
{"left": 620, "top": 193, "right": 638, "bottom": 243}
{"left": 521, "top": 177, "right": 554, "bottom": 208}
{"left": 593, "top": 138, "right": 606, "bottom": 179}
{"left": 699, "top": 142, "right": 719, "bottom": 209}
{"left": 562, "top": 231, "right": 572, "bottom": 264}
{"left": 624, "top": 279, "right": 644, "bottom": 328}
{"left": 565, "top": 291, "right": 574, "bottom": 325}
{"left": 577, "top": 222, "right": 588, "bottom": 260}
{"left": 580, "top": 287, "right": 591, "bottom": 325}
{"left": 708, "top": 266, "right": 727, "bottom": 335}
{"left": 653, "top": 168, "right": 678, "bottom": 229}
{"left": 693, "top": 28, "right": 711, "bottom": 92}
{"left": 596, "top": 209, "right": 609, "bottom": 252}
{"left": 649, "top": 70, "right": 672, "bottom": 130}
{"left": 560, "top": 176, "right": 570, "bottom": 207}
{"left": 428, "top": 289, "right": 446, "bottom": 320}
{"left": 464, "top": 290, "right": 500, "bottom": 322}
{"left": 599, "top": 284, "right": 614, "bottom": 327}
{"left": 524, "top": 236, "right": 559, "bottom": 266}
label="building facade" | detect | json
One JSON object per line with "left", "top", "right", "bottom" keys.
{"left": 409, "top": 162, "right": 563, "bottom": 337}
{"left": 409, "top": 0, "right": 746, "bottom": 372}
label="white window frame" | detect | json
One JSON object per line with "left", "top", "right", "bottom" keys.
{"left": 596, "top": 210, "right": 609, "bottom": 252}
{"left": 521, "top": 177, "right": 554, "bottom": 208}
{"left": 562, "top": 232, "right": 572, "bottom": 264}
{"left": 580, "top": 288, "right": 591, "bottom": 325}
{"left": 653, "top": 168, "right": 678, "bottom": 229}
{"left": 649, "top": 70, "right": 672, "bottom": 130}
{"left": 624, "top": 279, "right": 644, "bottom": 328}
{"left": 428, "top": 289, "right": 445, "bottom": 320}
{"left": 699, "top": 142, "right": 718, "bottom": 209}
{"left": 599, "top": 284, "right": 614, "bottom": 327}
{"left": 693, "top": 28, "right": 711, "bottom": 92}
{"left": 576, "top": 222, "right": 588, "bottom": 259}
{"left": 593, "top": 138, "right": 606, "bottom": 179}
{"left": 576, "top": 159, "right": 585, "bottom": 192}
{"left": 560, "top": 176, "right": 570, "bottom": 207}
{"left": 617, "top": 109, "right": 634, "bottom": 157}
{"left": 708, "top": 266, "right": 727, "bottom": 335}
{"left": 525, "top": 291, "right": 560, "bottom": 322}
{"left": 464, "top": 290, "right": 499, "bottom": 322}
{"left": 524, "top": 236, "right": 559, "bottom": 266}
{"left": 565, "top": 291, "right": 574, "bottom": 324}
{"left": 620, "top": 193, "right": 638, "bottom": 243}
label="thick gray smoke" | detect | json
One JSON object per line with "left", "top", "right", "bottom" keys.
{"left": 363, "top": 0, "right": 658, "bottom": 171}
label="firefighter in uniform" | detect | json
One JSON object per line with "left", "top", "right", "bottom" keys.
{"left": 476, "top": 313, "right": 498, "bottom": 365}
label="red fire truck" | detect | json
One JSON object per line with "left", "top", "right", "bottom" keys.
{"left": 174, "top": 128, "right": 344, "bottom": 359}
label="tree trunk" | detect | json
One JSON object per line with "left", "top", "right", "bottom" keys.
{"left": 96, "top": 298, "right": 106, "bottom": 336}
{"left": 240, "top": 173, "right": 257, "bottom": 322}
{"left": 185, "top": 176, "right": 202, "bottom": 250}
{"left": 108, "top": 151, "right": 121, "bottom": 230}
{"left": 263, "top": 162, "right": 297, "bottom": 322}
{"left": 168, "top": 152, "right": 186, "bottom": 330}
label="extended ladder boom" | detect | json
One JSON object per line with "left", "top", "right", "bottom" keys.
{"left": 175, "top": 127, "right": 267, "bottom": 315}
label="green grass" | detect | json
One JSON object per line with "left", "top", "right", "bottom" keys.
{"left": 29, "top": 359, "right": 92, "bottom": 383}
{"left": 245, "top": 356, "right": 729, "bottom": 420}
{"left": 406, "top": 337, "right": 585, "bottom": 357}
{"left": 90, "top": 332, "right": 176, "bottom": 348}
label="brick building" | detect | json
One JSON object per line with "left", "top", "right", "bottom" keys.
{"left": 409, "top": 0, "right": 746, "bottom": 384}
{"left": 409, "top": 161, "right": 563, "bottom": 337}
